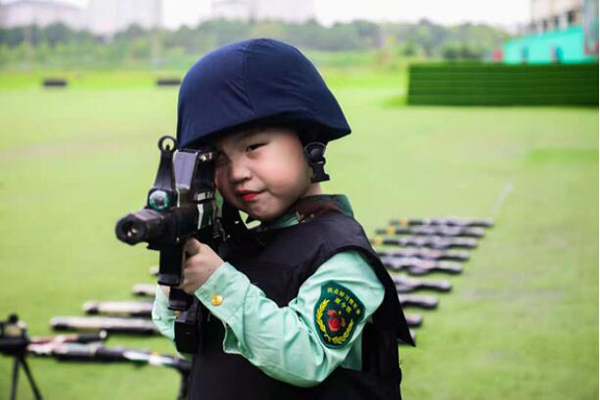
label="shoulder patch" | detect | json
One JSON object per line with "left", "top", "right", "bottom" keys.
{"left": 314, "top": 281, "right": 365, "bottom": 348}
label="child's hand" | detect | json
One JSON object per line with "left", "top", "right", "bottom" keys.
{"left": 179, "top": 238, "right": 225, "bottom": 294}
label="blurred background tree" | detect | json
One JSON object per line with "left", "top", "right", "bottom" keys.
{"left": 0, "top": 18, "right": 510, "bottom": 70}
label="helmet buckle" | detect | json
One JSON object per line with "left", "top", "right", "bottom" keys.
{"left": 304, "top": 142, "right": 330, "bottom": 183}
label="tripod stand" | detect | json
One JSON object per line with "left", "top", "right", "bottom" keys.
{"left": 10, "top": 353, "right": 43, "bottom": 400}
{"left": 1, "top": 315, "right": 43, "bottom": 400}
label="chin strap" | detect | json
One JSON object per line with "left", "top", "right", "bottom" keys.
{"left": 221, "top": 200, "right": 249, "bottom": 237}
{"left": 303, "top": 142, "right": 330, "bottom": 183}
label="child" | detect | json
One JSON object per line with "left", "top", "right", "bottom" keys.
{"left": 152, "top": 38, "right": 414, "bottom": 399}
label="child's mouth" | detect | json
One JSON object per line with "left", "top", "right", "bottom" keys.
{"left": 241, "top": 192, "right": 260, "bottom": 201}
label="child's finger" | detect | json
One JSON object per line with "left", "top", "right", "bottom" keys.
{"left": 184, "top": 238, "right": 202, "bottom": 256}
{"left": 159, "top": 285, "right": 171, "bottom": 297}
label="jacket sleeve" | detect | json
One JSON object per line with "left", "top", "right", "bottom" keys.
{"left": 193, "top": 250, "right": 384, "bottom": 387}
{"left": 151, "top": 285, "right": 176, "bottom": 341}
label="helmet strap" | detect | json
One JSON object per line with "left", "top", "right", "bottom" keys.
{"left": 303, "top": 142, "right": 330, "bottom": 183}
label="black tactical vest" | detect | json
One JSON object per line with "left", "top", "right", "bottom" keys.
{"left": 188, "top": 210, "right": 413, "bottom": 400}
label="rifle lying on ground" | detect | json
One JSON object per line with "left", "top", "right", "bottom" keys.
{"left": 398, "top": 295, "right": 439, "bottom": 310}
{"left": 390, "top": 275, "right": 452, "bottom": 293}
{"left": 376, "top": 248, "right": 470, "bottom": 261}
{"left": 84, "top": 301, "right": 154, "bottom": 318}
{"left": 404, "top": 313, "right": 423, "bottom": 327}
{"left": 51, "top": 316, "right": 159, "bottom": 336}
{"left": 380, "top": 256, "right": 463, "bottom": 275}
{"left": 30, "top": 331, "right": 108, "bottom": 345}
{"left": 132, "top": 283, "right": 156, "bottom": 297}
{"left": 373, "top": 235, "right": 478, "bottom": 249}
{"left": 389, "top": 217, "right": 493, "bottom": 228}
{"left": 28, "top": 342, "right": 190, "bottom": 400}
{"left": 377, "top": 225, "right": 485, "bottom": 238}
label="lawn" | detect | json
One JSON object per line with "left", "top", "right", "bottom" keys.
{"left": 0, "top": 69, "right": 597, "bottom": 399}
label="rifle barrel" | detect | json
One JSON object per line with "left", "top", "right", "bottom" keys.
{"left": 51, "top": 316, "right": 159, "bottom": 336}
{"left": 83, "top": 301, "right": 154, "bottom": 318}
{"left": 27, "top": 342, "right": 191, "bottom": 374}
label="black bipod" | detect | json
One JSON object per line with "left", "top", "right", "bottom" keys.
{"left": 1, "top": 314, "right": 42, "bottom": 399}
{"left": 10, "top": 354, "right": 43, "bottom": 400}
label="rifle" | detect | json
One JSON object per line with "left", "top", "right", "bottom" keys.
{"left": 84, "top": 301, "right": 154, "bottom": 318}
{"left": 380, "top": 256, "right": 463, "bottom": 275}
{"left": 404, "top": 313, "right": 423, "bottom": 327}
{"left": 389, "top": 217, "right": 493, "bottom": 228}
{"left": 390, "top": 275, "right": 452, "bottom": 293}
{"left": 115, "top": 136, "right": 226, "bottom": 353}
{"left": 376, "top": 225, "right": 485, "bottom": 238}
{"left": 51, "top": 316, "right": 159, "bottom": 336}
{"left": 27, "top": 342, "right": 190, "bottom": 400}
{"left": 398, "top": 295, "right": 439, "bottom": 310}
{"left": 30, "top": 331, "right": 108, "bottom": 345}
{"left": 376, "top": 248, "right": 470, "bottom": 261}
{"left": 132, "top": 283, "right": 156, "bottom": 297}
{"left": 373, "top": 235, "right": 478, "bottom": 249}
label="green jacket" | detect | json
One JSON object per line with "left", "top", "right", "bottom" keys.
{"left": 152, "top": 195, "right": 384, "bottom": 387}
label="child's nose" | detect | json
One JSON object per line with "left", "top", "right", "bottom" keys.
{"left": 229, "top": 161, "right": 252, "bottom": 184}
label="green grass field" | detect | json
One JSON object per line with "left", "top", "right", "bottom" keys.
{"left": 0, "top": 70, "right": 597, "bottom": 399}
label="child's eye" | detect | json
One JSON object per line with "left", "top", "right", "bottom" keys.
{"left": 246, "top": 143, "right": 265, "bottom": 152}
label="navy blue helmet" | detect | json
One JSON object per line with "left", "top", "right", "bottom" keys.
{"left": 176, "top": 38, "right": 351, "bottom": 149}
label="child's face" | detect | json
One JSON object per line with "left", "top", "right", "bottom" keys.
{"left": 214, "top": 126, "right": 313, "bottom": 222}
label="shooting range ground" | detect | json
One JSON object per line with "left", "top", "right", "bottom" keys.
{"left": 0, "top": 69, "right": 598, "bottom": 399}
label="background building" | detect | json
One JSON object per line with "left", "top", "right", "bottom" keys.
{"left": 86, "top": 0, "right": 161, "bottom": 37}
{"left": 211, "top": 0, "right": 315, "bottom": 23}
{"left": 504, "top": 0, "right": 598, "bottom": 64}
{"left": 0, "top": 0, "right": 162, "bottom": 37}
{"left": 530, "top": 0, "right": 582, "bottom": 32}
{"left": 0, "top": 0, "right": 84, "bottom": 29}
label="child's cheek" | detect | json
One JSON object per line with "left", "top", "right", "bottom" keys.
{"left": 214, "top": 169, "right": 226, "bottom": 189}
{"left": 214, "top": 173, "right": 232, "bottom": 202}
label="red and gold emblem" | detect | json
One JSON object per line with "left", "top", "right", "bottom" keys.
{"left": 314, "top": 282, "right": 365, "bottom": 348}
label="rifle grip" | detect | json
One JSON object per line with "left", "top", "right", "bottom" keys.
{"left": 157, "top": 245, "right": 185, "bottom": 287}
{"left": 169, "top": 288, "right": 194, "bottom": 311}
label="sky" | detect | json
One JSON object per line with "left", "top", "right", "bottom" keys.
{"left": 14, "top": 0, "right": 532, "bottom": 29}
{"left": 160, "top": 0, "right": 530, "bottom": 29}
